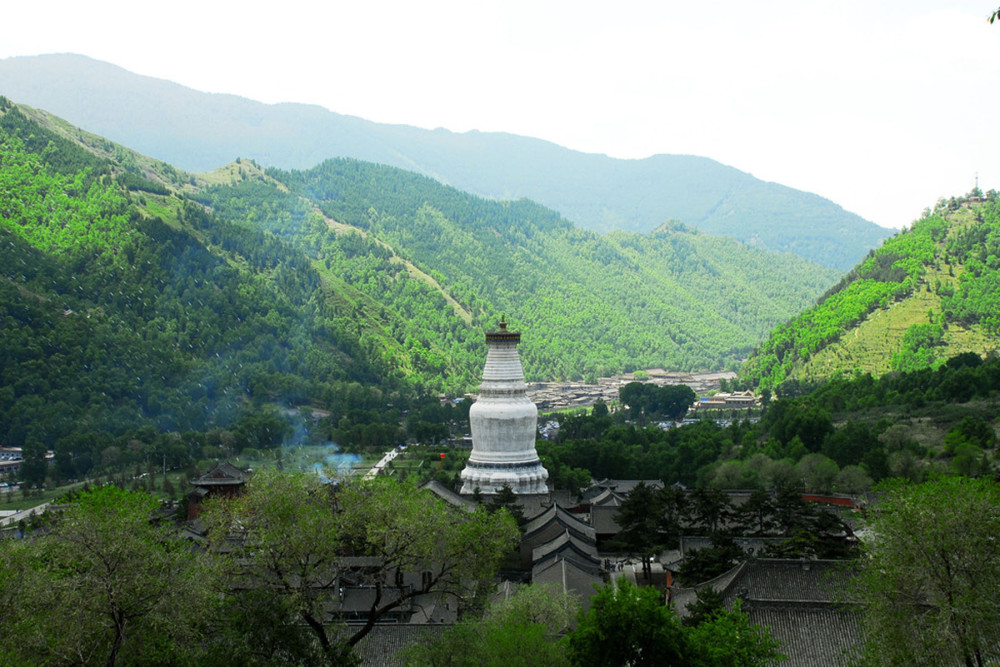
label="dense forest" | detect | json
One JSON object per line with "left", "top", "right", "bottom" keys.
{"left": 0, "top": 98, "right": 839, "bottom": 486}
{"left": 5, "top": 94, "right": 1000, "bottom": 502}
{"left": 542, "top": 353, "right": 1000, "bottom": 498}
{"left": 741, "top": 194, "right": 1000, "bottom": 392}
{"left": 217, "top": 158, "right": 837, "bottom": 378}
{"left": 0, "top": 99, "right": 426, "bottom": 481}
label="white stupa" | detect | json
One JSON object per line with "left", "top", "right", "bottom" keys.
{"left": 460, "top": 317, "right": 549, "bottom": 495}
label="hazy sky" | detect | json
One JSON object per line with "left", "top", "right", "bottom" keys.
{"left": 4, "top": 0, "right": 999, "bottom": 229}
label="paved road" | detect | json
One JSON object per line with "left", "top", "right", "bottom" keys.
{"left": 0, "top": 502, "right": 50, "bottom": 528}
{"left": 363, "top": 447, "right": 402, "bottom": 480}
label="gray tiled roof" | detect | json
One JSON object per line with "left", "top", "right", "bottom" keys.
{"left": 591, "top": 504, "right": 624, "bottom": 534}
{"left": 421, "top": 480, "right": 477, "bottom": 512}
{"left": 532, "top": 556, "right": 603, "bottom": 613}
{"left": 589, "top": 488, "right": 626, "bottom": 507}
{"left": 512, "top": 493, "right": 553, "bottom": 519}
{"left": 671, "top": 562, "right": 747, "bottom": 617}
{"left": 521, "top": 503, "right": 598, "bottom": 569}
{"left": 680, "top": 535, "right": 786, "bottom": 558}
{"left": 590, "top": 479, "right": 664, "bottom": 496}
{"left": 522, "top": 503, "right": 595, "bottom": 542}
{"left": 531, "top": 531, "right": 602, "bottom": 575}
{"left": 353, "top": 624, "right": 449, "bottom": 667}
{"left": 746, "top": 605, "right": 862, "bottom": 667}
{"left": 191, "top": 461, "right": 248, "bottom": 486}
{"left": 715, "top": 560, "right": 862, "bottom": 667}
{"left": 333, "top": 586, "right": 410, "bottom": 614}
{"left": 722, "top": 559, "right": 855, "bottom": 604}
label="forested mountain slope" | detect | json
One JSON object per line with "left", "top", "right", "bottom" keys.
{"left": 741, "top": 194, "right": 1000, "bottom": 393}
{"left": 0, "top": 54, "right": 890, "bottom": 270}
{"left": 0, "top": 97, "right": 847, "bottom": 479}
{"left": 198, "top": 158, "right": 838, "bottom": 381}
{"left": 0, "top": 99, "right": 409, "bottom": 457}
{"left": 1, "top": 94, "right": 839, "bottom": 384}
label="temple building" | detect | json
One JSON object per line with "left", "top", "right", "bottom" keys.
{"left": 460, "top": 317, "right": 549, "bottom": 495}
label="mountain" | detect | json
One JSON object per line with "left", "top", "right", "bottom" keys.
{"left": 0, "top": 97, "right": 410, "bottom": 451}
{"left": 200, "top": 158, "right": 838, "bottom": 384}
{"left": 740, "top": 193, "right": 1000, "bottom": 393}
{"left": 0, "top": 97, "right": 838, "bottom": 453}
{"left": 0, "top": 54, "right": 890, "bottom": 271}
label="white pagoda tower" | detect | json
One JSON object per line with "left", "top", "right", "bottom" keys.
{"left": 460, "top": 317, "right": 549, "bottom": 495}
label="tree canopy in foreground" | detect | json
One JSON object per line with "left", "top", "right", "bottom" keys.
{"left": 0, "top": 486, "right": 213, "bottom": 666}
{"left": 402, "top": 583, "right": 577, "bottom": 667}
{"left": 0, "top": 472, "right": 520, "bottom": 666}
{"left": 570, "top": 578, "right": 784, "bottom": 667}
{"left": 203, "top": 470, "right": 520, "bottom": 664}
{"left": 851, "top": 477, "right": 1000, "bottom": 667}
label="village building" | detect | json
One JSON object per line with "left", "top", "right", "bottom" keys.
{"left": 186, "top": 461, "right": 250, "bottom": 519}
{"left": 0, "top": 446, "right": 54, "bottom": 479}
{"left": 691, "top": 389, "right": 760, "bottom": 412}
{"left": 0, "top": 447, "right": 23, "bottom": 479}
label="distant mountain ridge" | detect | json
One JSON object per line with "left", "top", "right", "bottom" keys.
{"left": 0, "top": 54, "right": 890, "bottom": 270}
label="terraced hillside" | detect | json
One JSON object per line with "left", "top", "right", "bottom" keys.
{"left": 741, "top": 195, "right": 1000, "bottom": 392}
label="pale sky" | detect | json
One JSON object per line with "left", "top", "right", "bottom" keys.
{"left": 3, "top": 0, "right": 999, "bottom": 229}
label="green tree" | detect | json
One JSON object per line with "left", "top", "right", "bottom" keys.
{"left": 657, "top": 384, "right": 697, "bottom": 420}
{"left": 944, "top": 416, "right": 996, "bottom": 453}
{"left": 689, "top": 487, "right": 733, "bottom": 533}
{"left": 682, "top": 586, "right": 725, "bottom": 627}
{"left": 204, "top": 469, "right": 520, "bottom": 663}
{"left": 591, "top": 398, "right": 609, "bottom": 418}
{"left": 685, "top": 599, "right": 785, "bottom": 667}
{"left": 613, "top": 482, "right": 680, "bottom": 554}
{"left": 0, "top": 486, "right": 212, "bottom": 666}
{"left": 834, "top": 465, "right": 873, "bottom": 493}
{"left": 735, "top": 488, "right": 777, "bottom": 535}
{"left": 568, "top": 579, "right": 783, "bottom": 666}
{"left": 204, "top": 467, "right": 347, "bottom": 663}
{"left": 403, "top": 583, "right": 575, "bottom": 666}
{"left": 678, "top": 534, "right": 745, "bottom": 586}
{"left": 19, "top": 438, "right": 48, "bottom": 487}
{"left": 795, "top": 453, "right": 839, "bottom": 493}
{"left": 487, "top": 483, "right": 526, "bottom": 525}
{"left": 851, "top": 478, "right": 1000, "bottom": 666}
{"left": 569, "top": 578, "right": 689, "bottom": 666}
{"left": 232, "top": 410, "right": 291, "bottom": 451}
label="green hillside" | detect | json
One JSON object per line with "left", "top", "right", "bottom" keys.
{"left": 0, "top": 97, "right": 841, "bottom": 472}
{"left": 0, "top": 54, "right": 890, "bottom": 270}
{"left": 741, "top": 195, "right": 1000, "bottom": 392}
{"left": 0, "top": 98, "right": 407, "bottom": 458}
{"left": 6, "top": 94, "right": 1000, "bottom": 510}
{"left": 202, "top": 158, "right": 837, "bottom": 380}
